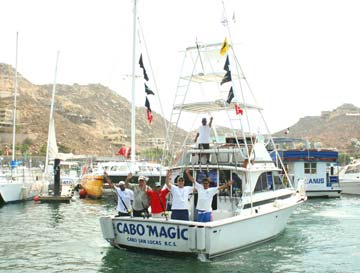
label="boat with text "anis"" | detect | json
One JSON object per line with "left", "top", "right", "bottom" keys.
{"left": 100, "top": 33, "right": 307, "bottom": 259}
{"left": 268, "top": 138, "right": 341, "bottom": 198}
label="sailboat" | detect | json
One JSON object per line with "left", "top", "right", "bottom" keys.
{"left": 100, "top": 4, "right": 306, "bottom": 259}
{"left": 0, "top": 32, "right": 45, "bottom": 203}
{"left": 43, "top": 52, "right": 78, "bottom": 198}
{"left": 80, "top": 0, "right": 167, "bottom": 199}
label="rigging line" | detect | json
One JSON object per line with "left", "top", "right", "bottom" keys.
{"left": 137, "top": 17, "right": 168, "bottom": 165}
{"left": 195, "top": 38, "right": 205, "bottom": 75}
{"left": 220, "top": 3, "right": 253, "bottom": 157}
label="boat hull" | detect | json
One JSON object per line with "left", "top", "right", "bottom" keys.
{"left": 305, "top": 189, "right": 341, "bottom": 198}
{"left": 340, "top": 181, "right": 360, "bottom": 195}
{"left": 0, "top": 181, "right": 46, "bottom": 203}
{"left": 100, "top": 195, "right": 304, "bottom": 259}
{"left": 80, "top": 174, "right": 104, "bottom": 199}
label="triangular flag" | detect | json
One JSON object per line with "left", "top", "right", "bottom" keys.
{"left": 147, "top": 109, "right": 153, "bottom": 124}
{"left": 139, "top": 54, "right": 149, "bottom": 81}
{"left": 144, "top": 83, "right": 155, "bottom": 95}
{"left": 145, "top": 97, "right": 151, "bottom": 112}
{"left": 221, "top": 71, "right": 232, "bottom": 85}
{"left": 139, "top": 54, "right": 145, "bottom": 69}
{"left": 220, "top": 38, "right": 229, "bottom": 56}
{"left": 235, "top": 104, "right": 243, "bottom": 115}
{"left": 226, "top": 86, "right": 234, "bottom": 104}
{"left": 224, "top": 55, "right": 230, "bottom": 71}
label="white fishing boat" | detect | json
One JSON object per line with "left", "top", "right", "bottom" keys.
{"left": 100, "top": 11, "right": 306, "bottom": 258}
{"left": 338, "top": 159, "right": 360, "bottom": 195}
{"left": 269, "top": 138, "right": 341, "bottom": 198}
{"left": 0, "top": 32, "right": 46, "bottom": 203}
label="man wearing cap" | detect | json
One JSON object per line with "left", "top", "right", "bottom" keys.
{"left": 125, "top": 173, "right": 151, "bottom": 217}
{"left": 185, "top": 168, "right": 233, "bottom": 222}
{"left": 104, "top": 172, "right": 134, "bottom": 217}
{"left": 144, "top": 181, "right": 169, "bottom": 218}
{"left": 194, "top": 117, "right": 213, "bottom": 163}
{"left": 166, "top": 170, "right": 194, "bottom": 221}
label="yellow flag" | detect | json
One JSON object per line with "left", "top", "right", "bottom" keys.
{"left": 220, "top": 38, "right": 229, "bottom": 56}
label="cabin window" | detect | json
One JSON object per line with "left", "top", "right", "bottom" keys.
{"left": 304, "top": 162, "right": 317, "bottom": 174}
{"left": 254, "top": 172, "right": 269, "bottom": 192}
{"left": 196, "top": 169, "right": 218, "bottom": 186}
{"left": 216, "top": 170, "right": 230, "bottom": 197}
{"left": 274, "top": 175, "right": 284, "bottom": 189}
{"left": 231, "top": 172, "right": 242, "bottom": 197}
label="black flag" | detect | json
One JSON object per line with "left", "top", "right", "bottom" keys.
{"left": 139, "top": 54, "right": 145, "bottom": 69}
{"left": 144, "top": 83, "right": 155, "bottom": 95}
{"left": 139, "top": 54, "right": 149, "bottom": 81}
{"left": 145, "top": 97, "right": 151, "bottom": 112}
{"left": 224, "top": 55, "right": 230, "bottom": 71}
{"left": 221, "top": 71, "right": 232, "bottom": 85}
{"left": 226, "top": 86, "right": 234, "bottom": 104}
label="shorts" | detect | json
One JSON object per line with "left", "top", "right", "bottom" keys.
{"left": 197, "top": 210, "right": 212, "bottom": 222}
{"left": 117, "top": 211, "right": 130, "bottom": 217}
{"left": 133, "top": 209, "right": 149, "bottom": 217}
{"left": 171, "top": 209, "right": 189, "bottom": 221}
{"left": 199, "top": 143, "right": 210, "bottom": 149}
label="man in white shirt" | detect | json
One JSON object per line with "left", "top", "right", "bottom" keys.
{"left": 104, "top": 172, "right": 134, "bottom": 217}
{"left": 185, "top": 168, "right": 233, "bottom": 222}
{"left": 165, "top": 170, "right": 194, "bottom": 221}
{"left": 194, "top": 117, "right": 213, "bottom": 163}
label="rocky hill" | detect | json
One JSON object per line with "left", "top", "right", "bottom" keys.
{"left": 0, "top": 63, "right": 184, "bottom": 156}
{"left": 274, "top": 103, "right": 360, "bottom": 153}
{"left": 1, "top": 63, "right": 359, "bottom": 156}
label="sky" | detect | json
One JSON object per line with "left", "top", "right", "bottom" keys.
{"left": 1, "top": 0, "right": 360, "bottom": 134}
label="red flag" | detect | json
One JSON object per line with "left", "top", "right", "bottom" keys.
{"left": 235, "top": 104, "right": 243, "bottom": 115}
{"left": 82, "top": 165, "right": 87, "bottom": 174}
{"left": 147, "top": 109, "right": 153, "bottom": 124}
{"left": 116, "top": 147, "right": 127, "bottom": 156}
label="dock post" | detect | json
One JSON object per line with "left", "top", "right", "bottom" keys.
{"left": 54, "top": 158, "right": 60, "bottom": 196}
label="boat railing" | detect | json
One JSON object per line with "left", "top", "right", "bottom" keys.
{"left": 176, "top": 142, "right": 251, "bottom": 166}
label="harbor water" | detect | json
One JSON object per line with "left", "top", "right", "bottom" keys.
{"left": 1, "top": 195, "right": 359, "bottom": 273}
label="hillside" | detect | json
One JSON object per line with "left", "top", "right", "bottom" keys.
{"left": 0, "top": 63, "right": 183, "bottom": 156}
{"left": 274, "top": 103, "right": 360, "bottom": 153}
{"left": 1, "top": 63, "right": 359, "bottom": 156}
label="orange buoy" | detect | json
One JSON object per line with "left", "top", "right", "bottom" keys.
{"left": 33, "top": 195, "right": 40, "bottom": 202}
{"left": 79, "top": 189, "right": 87, "bottom": 199}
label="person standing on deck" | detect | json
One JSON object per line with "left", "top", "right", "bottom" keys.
{"left": 185, "top": 168, "right": 233, "bottom": 222}
{"left": 194, "top": 117, "right": 213, "bottom": 163}
{"left": 125, "top": 173, "right": 151, "bottom": 217}
{"left": 165, "top": 170, "right": 194, "bottom": 221}
{"left": 104, "top": 172, "right": 134, "bottom": 217}
{"left": 145, "top": 180, "right": 169, "bottom": 218}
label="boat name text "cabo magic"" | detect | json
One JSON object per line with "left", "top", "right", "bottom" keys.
{"left": 116, "top": 223, "right": 188, "bottom": 240}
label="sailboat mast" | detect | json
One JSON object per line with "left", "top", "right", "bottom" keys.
{"left": 11, "top": 32, "right": 19, "bottom": 162}
{"left": 130, "top": 0, "right": 137, "bottom": 163}
{"left": 45, "top": 51, "right": 60, "bottom": 171}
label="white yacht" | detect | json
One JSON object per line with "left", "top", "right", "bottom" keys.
{"left": 339, "top": 159, "right": 360, "bottom": 195}
{"left": 100, "top": 18, "right": 307, "bottom": 259}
